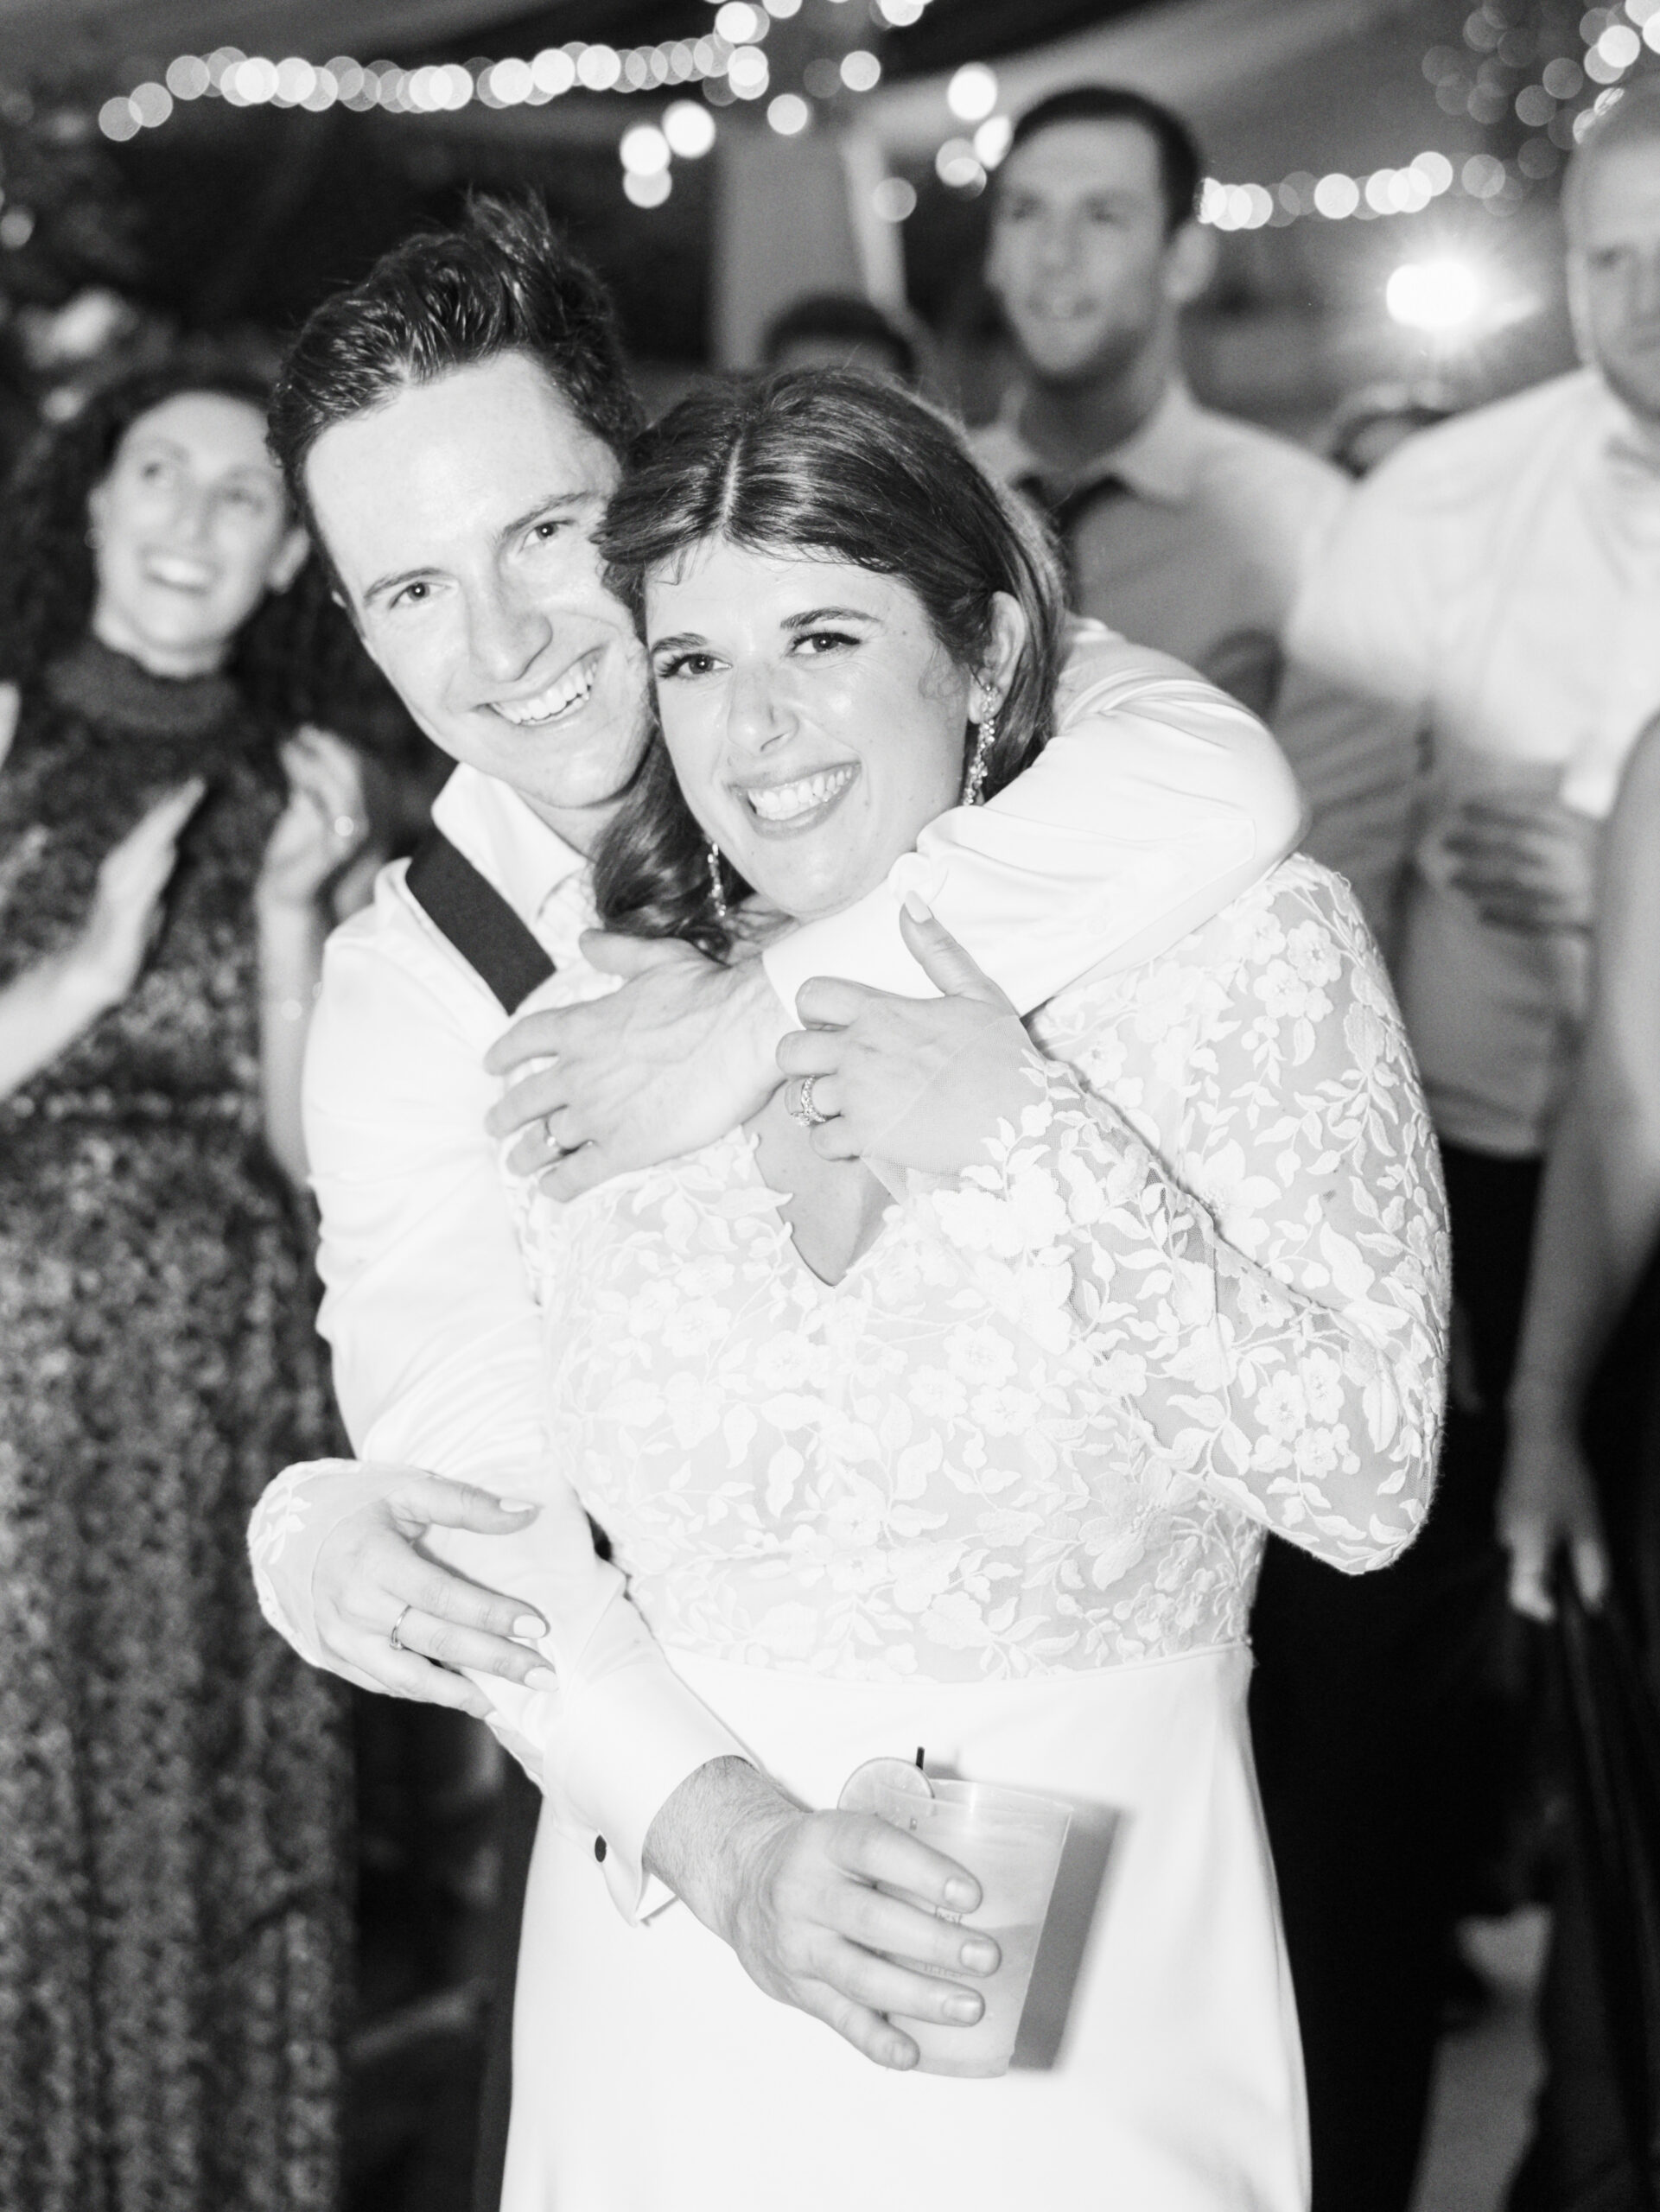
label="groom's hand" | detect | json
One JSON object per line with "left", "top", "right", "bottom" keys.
{"left": 484, "top": 936, "right": 789, "bottom": 1198}
{"left": 644, "top": 1758, "right": 999, "bottom": 2071}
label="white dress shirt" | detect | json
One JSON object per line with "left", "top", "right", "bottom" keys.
{"left": 1288, "top": 368, "right": 1660, "bottom": 1157}
{"left": 250, "top": 622, "right": 1301, "bottom": 1918}
{"left": 972, "top": 385, "right": 1416, "bottom": 943}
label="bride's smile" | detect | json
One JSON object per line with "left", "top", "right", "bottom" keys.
{"left": 646, "top": 541, "right": 984, "bottom": 923}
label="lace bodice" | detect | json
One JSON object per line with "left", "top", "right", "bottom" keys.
{"left": 515, "top": 858, "right": 1448, "bottom": 1683}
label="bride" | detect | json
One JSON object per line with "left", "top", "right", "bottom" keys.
{"left": 464, "top": 369, "right": 1450, "bottom": 2212}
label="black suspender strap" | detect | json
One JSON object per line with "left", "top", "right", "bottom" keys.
{"left": 404, "top": 825, "right": 555, "bottom": 1014}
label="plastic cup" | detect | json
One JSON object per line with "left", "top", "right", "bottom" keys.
{"left": 869, "top": 1776, "right": 1072, "bottom": 2078}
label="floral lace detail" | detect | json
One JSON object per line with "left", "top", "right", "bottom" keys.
{"left": 518, "top": 857, "right": 1448, "bottom": 1683}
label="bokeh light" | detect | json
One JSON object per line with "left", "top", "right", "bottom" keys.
{"left": 1386, "top": 257, "right": 1484, "bottom": 331}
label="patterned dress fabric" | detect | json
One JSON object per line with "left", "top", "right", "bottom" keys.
{"left": 0, "top": 640, "right": 348, "bottom": 2212}
{"left": 497, "top": 856, "right": 1449, "bottom": 2211}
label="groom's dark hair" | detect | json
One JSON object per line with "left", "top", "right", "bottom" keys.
{"left": 269, "top": 194, "right": 642, "bottom": 583}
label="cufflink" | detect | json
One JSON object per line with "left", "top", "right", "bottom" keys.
{"left": 593, "top": 1835, "right": 607, "bottom": 1863}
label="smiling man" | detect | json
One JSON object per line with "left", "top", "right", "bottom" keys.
{"left": 970, "top": 89, "right": 1419, "bottom": 945}
{"left": 248, "top": 194, "right": 1304, "bottom": 2200}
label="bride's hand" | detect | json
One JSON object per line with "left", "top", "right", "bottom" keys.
{"left": 775, "top": 900, "right": 1039, "bottom": 1173}
{"left": 644, "top": 1758, "right": 999, "bottom": 2071}
{"left": 264, "top": 1462, "right": 552, "bottom": 1715}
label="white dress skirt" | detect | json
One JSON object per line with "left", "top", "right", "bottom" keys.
{"left": 499, "top": 1642, "right": 1307, "bottom": 2212}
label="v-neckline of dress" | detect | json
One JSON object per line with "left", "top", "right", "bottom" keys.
{"left": 728, "top": 1124, "right": 899, "bottom": 1296}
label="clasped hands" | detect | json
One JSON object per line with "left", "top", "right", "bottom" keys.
{"left": 483, "top": 896, "right": 1037, "bottom": 1189}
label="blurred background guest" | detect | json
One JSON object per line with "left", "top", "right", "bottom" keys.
{"left": 973, "top": 87, "right": 1344, "bottom": 722}
{"left": 1254, "top": 79, "right": 1660, "bottom": 2212}
{"left": 0, "top": 358, "right": 375, "bottom": 2212}
{"left": 760, "top": 289, "right": 925, "bottom": 385}
{"left": 1498, "top": 703, "right": 1660, "bottom": 2212}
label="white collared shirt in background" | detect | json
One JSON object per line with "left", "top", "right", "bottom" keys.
{"left": 1287, "top": 367, "right": 1660, "bottom": 1158}
{"left": 973, "top": 384, "right": 1418, "bottom": 943}
{"left": 251, "top": 623, "right": 1302, "bottom": 1919}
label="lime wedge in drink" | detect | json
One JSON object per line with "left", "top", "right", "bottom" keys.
{"left": 837, "top": 1757, "right": 935, "bottom": 1813}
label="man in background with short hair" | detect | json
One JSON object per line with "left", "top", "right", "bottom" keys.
{"left": 970, "top": 86, "right": 1404, "bottom": 938}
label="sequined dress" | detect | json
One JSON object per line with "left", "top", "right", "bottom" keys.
{"left": 0, "top": 641, "right": 348, "bottom": 2212}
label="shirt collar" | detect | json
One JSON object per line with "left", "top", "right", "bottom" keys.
{"left": 997, "top": 378, "right": 1202, "bottom": 507}
{"left": 429, "top": 760, "right": 588, "bottom": 925}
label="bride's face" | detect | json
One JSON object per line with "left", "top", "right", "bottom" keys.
{"left": 645, "top": 537, "right": 976, "bottom": 922}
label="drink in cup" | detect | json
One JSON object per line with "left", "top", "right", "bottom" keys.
{"left": 868, "top": 1774, "right": 1071, "bottom": 2078}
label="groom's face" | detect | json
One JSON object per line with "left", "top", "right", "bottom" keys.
{"left": 305, "top": 351, "right": 651, "bottom": 839}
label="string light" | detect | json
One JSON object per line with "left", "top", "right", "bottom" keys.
{"left": 96, "top": 0, "right": 930, "bottom": 145}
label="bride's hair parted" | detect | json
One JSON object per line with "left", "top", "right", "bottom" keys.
{"left": 591, "top": 368, "right": 1066, "bottom": 957}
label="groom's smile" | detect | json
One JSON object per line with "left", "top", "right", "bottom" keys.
{"left": 304, "top": 350, "right": 651, "bottom": 849}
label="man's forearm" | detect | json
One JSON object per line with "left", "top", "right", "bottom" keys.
{"left": 641, "top": 1755, "right": 790, "bottom": 1933}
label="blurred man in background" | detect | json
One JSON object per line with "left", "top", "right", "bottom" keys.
{"left": 971, "top": 86, "right": 1405, "bottom": 923}
{"left": 1252, "top": 79, "right": 1660, "bottom": 2212}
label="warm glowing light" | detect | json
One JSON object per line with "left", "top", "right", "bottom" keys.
{"left": 1386, "top": 257, "right": 1484, "bottom": 331}
{"left": 936, "top": 137, "right": 984, "bottom": 189}
{"left": 129, "top": 81, "right": 174, "bottom": 127}
{"left": 1410, "top": 149, "right": 1454, "bottom": 195}
{"left": 99, "top": 96, "right": 140, "bottom": 140}
{"left": 767, "top": 92, "right": 810, "bottom": 135}
{"left": 623, "top": 169, "right": 672, "bottom": 208}
{"left": 531, "top": 49, "right": 577, "bottom": 97}
{"left": 664, "top": 100, "right": 717, "bottom": 156}
{"left": 577, "top": 46, "right": 623, "bottom": 91}
{"left": 947, "top": 63, "right": 998, "bottom": 122}
{"left": 166, "top": 56, "right": 210, "bottom": 99}
{"left": 877, "top": 0, "right": 925, "bottom": 21}
{"left": 974, "top": 115, "right": 1012, "bottom": 168}
{"left": 1313, "top": 172, "right": 1360, "bottom": 218}
{"left": 841, "top": 50, "right": 882, "bottom": 92}
{"left": 231, "top": 56, "right": 280, "bottom": 104}
{"left": 1598, "top": 22, "right": 1641, "bottom": 64}
{"left": 766, "top": 0, "right": 804, "bottom": 14}
{"left": 728, "top": 45, "right": 770, "bottom": 96}
{"left": 715, "top": 3, "right": 764, "bottom": 43}
{"left": 872, "top": 177, "right": 918, "bottom": 221}
{"left": 620, "top": 124, "right": 670, "bottom": 175}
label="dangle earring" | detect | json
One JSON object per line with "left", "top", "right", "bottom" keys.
{"left": 707, "top": 842, "right": 728, "bottom": 921}
{"left": 962, "top": 699, "right": 997, "bottom": 807}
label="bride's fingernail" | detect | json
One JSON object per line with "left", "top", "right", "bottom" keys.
{"left": 498, "top": 1497, "right": 537, "bottom": 1513}
{"left": 513, "top": 1615, "right": 547, "bottom": 1639}
{"left": 525, "top": 1667, "right": 557, "bottom": 1690}
{"left": 902, "top": 891, "right": 934, "bottom": 923}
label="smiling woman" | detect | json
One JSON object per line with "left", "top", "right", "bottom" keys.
{"left": 462, "top": 371, "right": 1449, "bottom": 2212}
{"left": 592, "top": 370, "right": 1059, "bottom": 953}
{"left": 0, "top": 361, "right": 366, "bottom": 2212}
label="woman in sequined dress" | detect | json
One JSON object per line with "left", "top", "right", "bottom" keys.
{"left": 0, "top": 362, "right": 366, "bottom": 2212}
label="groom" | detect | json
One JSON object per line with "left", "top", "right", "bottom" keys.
{"left": 250, "top": 194, "right": 1301, "bottom": 2162}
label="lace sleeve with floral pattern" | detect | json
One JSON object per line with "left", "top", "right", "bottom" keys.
{"left": 913, "top": 856, "right": 1449, "bottom": 1573}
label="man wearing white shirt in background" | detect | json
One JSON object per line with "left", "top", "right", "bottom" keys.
{"left": 1249, "top": 83, "right": 1660, "bottom": 2212}
{"left": 245, "top": 198, "right": 1301, "bottom": 2199}
{"left": 970, "top": 87, "right": 1404, "bottom": 938}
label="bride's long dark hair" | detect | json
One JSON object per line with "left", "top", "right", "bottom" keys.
{"left": 591, "top": 369, "right": 1065, "bottom": 958}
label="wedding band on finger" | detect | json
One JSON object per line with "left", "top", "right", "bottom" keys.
{"left": 788, "top": 1074, "right": 833, "bottom": 1128}
{"left": 389, "top": 1601, "right": 414, "bottom": 1654}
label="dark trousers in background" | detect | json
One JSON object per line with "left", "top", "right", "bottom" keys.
{"left": 471, "top": 1765, "right": 540, "bottom": 2212}
{"left": 1250, "top": 1143, "right": 1544, "bottom": 2212}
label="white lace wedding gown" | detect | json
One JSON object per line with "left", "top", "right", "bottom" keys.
{"left": 499, "top": 856, "right": 1448, "bottom": 2212}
